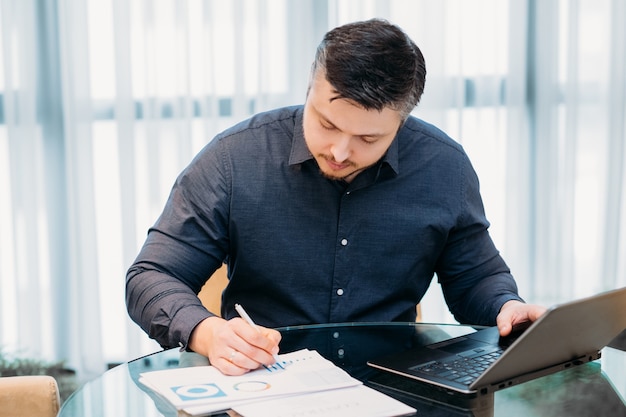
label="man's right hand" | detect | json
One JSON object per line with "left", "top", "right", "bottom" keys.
{"left": 188, "top": 316, "right": 281, "bottom": 375}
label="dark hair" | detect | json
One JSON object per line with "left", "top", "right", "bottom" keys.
{"left": 311, "top": 18, "right": 426, "bottom": 119}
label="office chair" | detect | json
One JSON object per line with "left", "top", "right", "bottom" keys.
{"left": 0, "top": 375, "right": 61, "bottom": 417}
{"left": 198, "top": 264, "right": 229, "bottom": 315}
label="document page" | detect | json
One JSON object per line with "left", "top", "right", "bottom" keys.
{"left": 230, "top": 385, "right": 417, "bottom": 417}
{"left": 139, "top": 349, "right": 361, "bottom": 414}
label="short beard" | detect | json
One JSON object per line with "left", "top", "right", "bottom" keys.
{"left": 317, "top": 155, "right": 370, "bottom": 182}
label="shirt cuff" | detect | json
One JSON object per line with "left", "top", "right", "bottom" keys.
{"left": 170, "top": 305, "right": 215, "bottom": 351}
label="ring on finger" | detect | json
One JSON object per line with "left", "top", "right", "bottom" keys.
{"left": 229, "top": 349, "right": 237, "bottom": 362}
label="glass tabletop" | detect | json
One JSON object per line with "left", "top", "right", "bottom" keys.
{"left": 58, "top": 322, "right": 626, "bottom": 417}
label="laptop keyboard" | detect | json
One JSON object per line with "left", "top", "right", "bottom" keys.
{"left": 411, "top": 347, "right": 504, "bottom": 385}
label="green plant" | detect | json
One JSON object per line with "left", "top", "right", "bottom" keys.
{"left": 0, "top": 348, "right": 78, "bottom": 403}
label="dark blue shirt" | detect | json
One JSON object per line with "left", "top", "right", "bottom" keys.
{"left": 126, "top": 106, "right": 522, "bottom": 349}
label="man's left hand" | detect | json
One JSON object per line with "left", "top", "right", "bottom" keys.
{"left": 496, "top": 300, "right": 547, "bottom": 337}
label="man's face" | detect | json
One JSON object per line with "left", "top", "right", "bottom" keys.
{"left": 303, "top": 72, "right": 403, "bottom": 183}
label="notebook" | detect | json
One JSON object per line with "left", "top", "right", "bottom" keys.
{"left": 367, "top": 286, "right": 626, "bottom": 396}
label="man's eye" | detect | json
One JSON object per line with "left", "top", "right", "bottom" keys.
{"left": 320, "top": 122, "right": 335, "bottom": 131}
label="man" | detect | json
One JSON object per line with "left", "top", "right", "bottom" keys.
{"left": 126, "top": 18, "right": 545, "bottom": 376}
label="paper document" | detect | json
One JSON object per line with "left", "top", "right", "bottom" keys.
{"left": 139, "top": 349, "right": 364, "bottom": 415}
{"left": 231, "top": 385, "right": 417, "bottom": 417}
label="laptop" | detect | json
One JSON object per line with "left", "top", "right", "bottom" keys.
{"left": 367, "top": 286, "right": 626, "bottom": 396}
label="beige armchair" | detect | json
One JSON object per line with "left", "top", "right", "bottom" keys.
{"left": 198, "top": 264, "right": 229, "bottom": 315}
{"left": 0, "top": 375, "right": 61, "bottom": 417}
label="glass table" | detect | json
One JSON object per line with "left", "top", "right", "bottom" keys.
{"left": 58, "top": 323, "right": 626, "bottom": 416}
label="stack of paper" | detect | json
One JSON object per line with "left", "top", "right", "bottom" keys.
{"left": 138, "top": 349, "right": 415, "bottom": 416}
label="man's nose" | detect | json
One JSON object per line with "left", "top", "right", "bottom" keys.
{"left": 329, "top": 136, "right": 351, "bottom": 162}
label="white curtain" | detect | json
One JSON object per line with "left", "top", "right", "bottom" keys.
{"left": 1, "top": 0, "right": 624, "bottom": 380}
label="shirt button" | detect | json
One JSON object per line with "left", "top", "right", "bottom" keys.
{"left": 333, "top": 332, "right": 340, "bottom": 339}
{"left": 337, "top": 348, "right": 345, "bottom": 357}
{"left": 340, "top": 238, "right": 348, "bottom": 246}
{"left": 336, "top": 288, "right": 344, "bottom": 296}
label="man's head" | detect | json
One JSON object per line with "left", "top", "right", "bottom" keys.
{"left": 310, "top": 18, "right": 426, "bottom": 120}
{"left": 303, "top": 19, "right": 426, "bottom": 182}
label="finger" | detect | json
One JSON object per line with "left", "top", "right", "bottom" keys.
{"left": 498, "top": 321, "right": 513, "bottom": 337}
{"left": 260, "top": 328, "right": 282, "bottom": 352}
{"left": 217, "top": 348, "right": 258, "bottom": 375}
{"left": 202, "top": 319, "right": 264, "bottom": 375}
{"left": 528, "top": 305, "right": 548, "bottom": 321}
{"left": 228, "top": 347, "right": 238, "bottom": 362}
{"left": 496, "top": 306, "right": 516, "bottom": 336}
{"left": 231, "top": 320, "right": 281, "bottom": 362}
{"left": 226, "top": 328, "right": 278, "bottom": 370}
{"left": 231, "top": 340, "right": 277, "bottom": 368}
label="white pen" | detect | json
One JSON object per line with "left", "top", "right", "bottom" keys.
{"left": 235, "top": 303, "right": 260, "bottom": 331}
{"left": 234, "top": 303, "right": 283, "bottom": 368}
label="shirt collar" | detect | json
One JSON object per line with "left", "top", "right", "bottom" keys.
{"left": 383, "top": 131, "right": 400, "bottom": 175}
{"left": 289, "top": 108, "right": 313, "bottom": 165}
{"left": 288, "top": 106, "right": 400, "bottom": 176}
